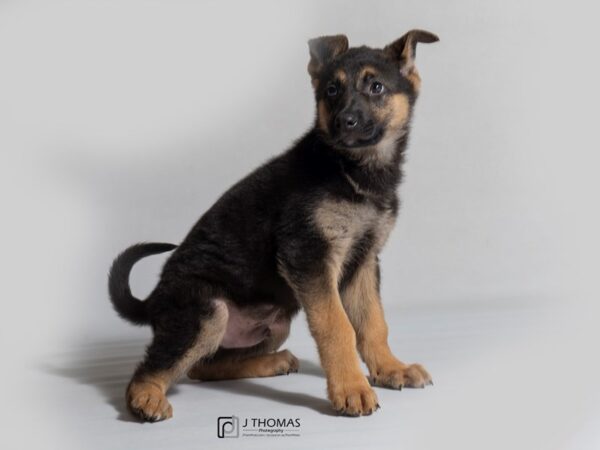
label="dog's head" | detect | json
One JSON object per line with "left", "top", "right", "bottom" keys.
{"left": 308, "top": 30, "right": 438, "bottom": 161}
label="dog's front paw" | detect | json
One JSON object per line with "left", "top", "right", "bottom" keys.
{"left": 127, "top": 381, "right": 173, "bottom": 422}
{"left": 328, "top": 376, "right": 379, "bottom": 416}
{"left": 370, "top": 361, "right": 432, "bottom": 389}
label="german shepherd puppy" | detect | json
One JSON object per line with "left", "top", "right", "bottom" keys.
{"left": 109, "top": 29, "right": 438, "bottom": 421}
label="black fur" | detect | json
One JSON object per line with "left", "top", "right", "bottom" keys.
{"left": 108, "top": 242, "right": 177, "bottom": 325}
{"left": 110, "top": 127, "right": 406, "bottom": 318}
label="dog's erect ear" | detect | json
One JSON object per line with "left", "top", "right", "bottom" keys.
{"left": 307, "top": 35, "right": 349, "bottom": 80}
{"left": 384, "top": 29, "right": 439, "bottom": 88}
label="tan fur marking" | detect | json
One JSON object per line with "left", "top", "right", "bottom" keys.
{"left": 335, "top": 69, "right": 347, "bottom": 84}
{"left": 188, "top": 349, "right": 299, "bottom": 381}
{"left": 371, "top": 105, "right": 387, "bottom": 123}
{"left": 317, "top": 100, "right": 330, "bottom": 134}
{"left": 372, "top": 93, "right": 410, "bottom": 129}
{"left": 157, "top": 300, "right": 228, "bottom": 383}
{"left": 359, "top": 65, "right": 378, "bottom": 83}
{"left": 313, "top": 198, "right": 380, "bottom": 277}
{"left": 366, "top": 93, "right": 411, "bottom": 165}
{"left": 388, "top": 93, "right": 410, "bottom": 128}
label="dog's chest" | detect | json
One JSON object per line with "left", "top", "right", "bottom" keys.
{"left": 313, "top": 197, "right": 396, "bottom": 269}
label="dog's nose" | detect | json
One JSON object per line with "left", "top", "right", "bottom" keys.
{"left": 336, "top": 113, "right": 359, "bottom": 130}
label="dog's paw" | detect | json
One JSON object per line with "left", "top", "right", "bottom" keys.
{"left": 370, "top": 361, "right": 432, "bottom": 389}
{"left": 329, "top": 377, "right": 379, "bottom": 416}
{"left": 271, "top": 349, "right": 300, "bottom": 376}
{"left": 127, "top": 382, "right": 173, "bottom": 422}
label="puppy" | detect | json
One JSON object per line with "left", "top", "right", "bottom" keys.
{"left": 109, "top": 29, "right": 438, "bottom": 422}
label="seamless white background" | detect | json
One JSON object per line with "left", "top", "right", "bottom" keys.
{"left": 1, "top": 1, "right": 599, "bottom": 449}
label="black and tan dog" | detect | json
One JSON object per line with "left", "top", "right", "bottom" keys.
{"left": 109, "top": 29, "right": 438, "bottom": 421}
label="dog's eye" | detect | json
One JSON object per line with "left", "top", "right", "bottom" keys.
{"left": 326, "top": 84, "right": 338, "bottom": 97}
{"left": 369, "top": 81, "right": 384, "bottom": 95}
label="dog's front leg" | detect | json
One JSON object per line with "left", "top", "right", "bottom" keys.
{"left": 300, "top": 277, "right": 379, "bottom": 416}
{"left": 342, "top": 257, "right": 433, "bottom": 389}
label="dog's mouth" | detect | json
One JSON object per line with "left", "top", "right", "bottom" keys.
{"left": 334, "top": 124, "right": 384, "bottom": 149}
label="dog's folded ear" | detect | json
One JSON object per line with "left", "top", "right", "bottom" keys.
{"left": 307, "top": 35, "right": 349, "bottom": 81}
{"left": 384, "top": 30, "right": 439, "bottom": 89}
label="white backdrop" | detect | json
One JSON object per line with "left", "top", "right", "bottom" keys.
{"left": 1, "top": 1, "right": 599, "bottom": 449}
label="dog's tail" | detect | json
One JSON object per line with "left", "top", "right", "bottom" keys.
{"left": 108, "top": 242, "right": 177, "bottom": 325}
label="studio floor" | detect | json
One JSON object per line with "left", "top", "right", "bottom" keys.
{"left": 29, "top": 299, "right": 600, "bottom": 450}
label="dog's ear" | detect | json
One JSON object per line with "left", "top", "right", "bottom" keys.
{"left": 307, "top": 35, "right": 349, "bottom": 81}
{"left": 384, "top": 29, "right": 439, "bottom": 88}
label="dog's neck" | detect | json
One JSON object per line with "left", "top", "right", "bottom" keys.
{"left": 307, "top": 128, "right": 407, "bottom": 198}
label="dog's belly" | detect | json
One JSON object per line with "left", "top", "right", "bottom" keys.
{"left": 218, "top": 300, "right": 285, "bottom": 349}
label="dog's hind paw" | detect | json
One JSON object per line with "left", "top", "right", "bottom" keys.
{"left": 127, "top": 382, "right": 173, "bottom": 422}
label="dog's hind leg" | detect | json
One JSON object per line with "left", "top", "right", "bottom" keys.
{"left": 126, "top": 299, "right": 228, "bottom": 422}
{"left": 188, "top": 349, "right": 299, "bottom": 381}
{"left": 187, "top": 314, "right": 299, "bottom": 381}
